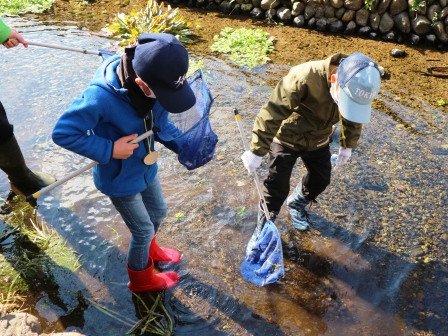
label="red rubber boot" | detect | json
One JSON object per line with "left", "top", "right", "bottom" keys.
{"left": 150, "top": 234, "right": 181, "bottom": 263}
{"left": 127, "top": 258, "right": 179, "bottom": 292}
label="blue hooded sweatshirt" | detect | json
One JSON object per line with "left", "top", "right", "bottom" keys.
{"left": 52, "top": 55, "right": 181, "bottom": 197}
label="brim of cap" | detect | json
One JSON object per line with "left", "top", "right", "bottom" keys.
{"left": 153, "top": 82, "right": 196, "bottom": 114}
{"left": 338, "top": 87, "right": 371, "bottom": 124}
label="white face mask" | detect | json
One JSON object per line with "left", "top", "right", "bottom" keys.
{"left": 139, "top": 85, "right": 157, "bottom": 99}
{"left": 330, "top": 82, "right": 339, "bottom": 105}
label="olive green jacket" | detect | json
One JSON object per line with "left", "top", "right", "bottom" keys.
{"left": 250, "top": 53, "right": 363, "bottom": 156}
{"left": 0, "top": 19, "right": 11, "bottom": 45}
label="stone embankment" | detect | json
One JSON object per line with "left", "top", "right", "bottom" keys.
{"left": 177, "top": 0, "right": 448, "bottom": 47}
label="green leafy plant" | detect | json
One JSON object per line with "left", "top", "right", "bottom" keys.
{"left": 237, "top": 207, "right": 247, "bottom": 217}
{"left": 409, "top": 0, "right": 425, "bottom": 13}
{"left": 437, "top": 98, "right": 446, "bottom": 106}
{"left": 364, "top": 0, "right": 376, "bottom": 11}
{"left": 210, "top": 27, "right": 275, "bottom": 69}
{"left": 0, "top": 0, "right": 53, "bottom": 15}
{"left": 175, "top": 212, "right": 186, "bottom": 220}
{"left": 102, "top": 0, "right": 194, "bottom": 47}
{"left": 431, "top": 11, "right": 439, "bottom": 26}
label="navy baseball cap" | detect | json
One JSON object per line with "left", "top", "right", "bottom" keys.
{"left": 132, "top": 33, "right": 196, "bottom": 113}
{"left": 337, "top": 52, "right": 381, "bottom": 124}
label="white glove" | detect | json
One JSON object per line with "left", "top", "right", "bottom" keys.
{"left": 335, "top": 147, "right": 352, "bottom": 166}
{"left": 241, "top": 150, "right": 263, "bottom": 173}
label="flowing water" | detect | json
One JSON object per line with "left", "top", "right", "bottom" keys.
{"left": 0, "top": 17, "right": 447, "bottom": 336}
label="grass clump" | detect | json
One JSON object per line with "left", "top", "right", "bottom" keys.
{"left": 102, "top": 0, "right": 194, "bottom": 47}
{"left": 0, "top": 196, "right": 81, "bottom": 316}
{"left": 409, "top": 0, "right": 425, "bottom": 13}
{"left": 210, "top": 27, "right": 275, "bottom": 69}
{"left": 0, "top": 0, "right": 53, "bottom": 15}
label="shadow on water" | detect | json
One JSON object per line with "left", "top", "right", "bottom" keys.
{"left": 0, "top": 16, "right": 447, "bottom": 336}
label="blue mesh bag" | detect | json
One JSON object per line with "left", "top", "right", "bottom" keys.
{"left": 152, "top": 69, "right": 218, "bottom": 170}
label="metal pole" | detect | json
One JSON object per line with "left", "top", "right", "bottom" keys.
{"left": 27, "top": 40, "right": 101, "bottom": 55}
{"left": 26, "top": 129, "right": 155, "bottom": 202}
{"left": 233, "top": 108, "right": 271, "bottom": 222}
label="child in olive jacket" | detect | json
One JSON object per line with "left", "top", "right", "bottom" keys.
{"left": 241, "top": 52, "right": 382, "bottom": 232}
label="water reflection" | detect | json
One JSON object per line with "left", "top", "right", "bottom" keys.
{"left": 0, "top": 17, "right": 447, "bottom": 336}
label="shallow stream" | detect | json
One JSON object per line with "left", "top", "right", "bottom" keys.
{"left": 0, "top": 17, "right": 447, "bottom": 336}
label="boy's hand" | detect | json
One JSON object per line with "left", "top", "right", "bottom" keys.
{"left": 113, "top": 134, "right": 139, "bottom": 159}
{"left": 3, "top": 30, "right": 28, "bottom": 48}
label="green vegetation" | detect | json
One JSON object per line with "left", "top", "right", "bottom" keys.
{"left": 102, "top": 0, "right": 194, "bottom": 47}
{"left": 437, "top": 98, "right": 446, "bottom": 106}
{"left": 188, "top": 59, "right": 205, "bottom": 77}
{"left": 364, "top": 0, "right": 376, "bottom": 11}
{"left": 210, "top": 27, "right": 275, "bottom": 69}
{"left": 175, "top": 212, "right": 186, "bottom": 220}
{"left": 0, "top": 0, "right": 53, "bottom": 15}
{"left": 0, "top": 196, "right": 81, "bottom": 315}
{"left": 237, "top": 207, "right": 247, "bottom": 217}
{"left": 409, "top": 0, "right": 425, "bottom": 12}
{"left": 88, "top": 292, "right": 173, "bottom": 335}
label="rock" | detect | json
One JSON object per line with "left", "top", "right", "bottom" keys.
{"left": 370, "top": 12, "right": 381, "bottom": 30}
{"left": 432, "top": 21, "right": 448, "bottom": 43}
{"left": 411, "top": 15, "right": 432, "bottom": 35}
{"left": 390, "top": 48, "right": 407, "bottom": 57}
{"left": 382, "top": 30, "right": 397, "bottom": 41}
{"left": 0, "top": 313, "right": 42, "bottom": 335}
{"left": 250, "top": 7, "right": 264, "bottom": 19}
{"left": 316, "top": 17, "right": 328, "bottom": 31}
{"left": 307, "top": 17, "right": 317, "bottom": 28}
{"left": 407, "top": 33, "right": 421, "bottom": 44}
{"left": 293, "top": 15, "right": 306, "bottom": 27}
{"left": 291, "top": 2, "right": 305, "bottom": 16}
{"left": 379, "top": 12, "right": 395, "bottom": 33}
{"left": 358, "top": 26, "right": 372, "bottom": 35}
{"left": 341, "top": 9, "right": 355, "bottom": 22}
{"left": 394, "top": 11, "right": 411, "bottom": 33}
{"left": 377, "top": 0, "right": 393, "bottom": 14}
{"left": 344, "top": 20, "right": 358, "bottom": 33}
{"left": 277, "top": 7, "right": 292, "bottom": 22}
{"left": 329, "top": 19, "right": 345, "bottom": 32}
{"left": 260, "top": 0, "right": 281, "bottom": 10}
{"left": 355, "top": 8, "right": 370, "bottom": 26}
{"left": 389, "top": 0, "right": 408, "bottom": 16}
{"left": 344, "top": 0, "right": 363, "bottom": 10}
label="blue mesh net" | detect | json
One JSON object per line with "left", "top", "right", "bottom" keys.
{"left": 153, "top": 69, "right": 218, "bottom": 170}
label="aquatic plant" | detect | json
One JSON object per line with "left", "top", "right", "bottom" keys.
{"left": 0, "top": 197, "right": 81, "bottom": 314}
{"left": 128, "top": 293, "right": 174, "bottom": 335}
{"left": 210, "top": 27, "right": 275, "bottom": 69}
{"left": 87, "top": 292, "right": 173, "bottom": 335}
{"left": 102, "top": 0, "right": 194, "bottom": 47}
{"left": 0, "top": 0, "right": 53, "bottom": 15}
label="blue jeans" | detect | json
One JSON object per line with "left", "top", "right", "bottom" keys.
{"left": 110, "top": 176, "right": 168, "bottom": 271}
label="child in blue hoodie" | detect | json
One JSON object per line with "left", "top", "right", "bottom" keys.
{"left": 52, "top": 33, "right": 196, "bottom": 292}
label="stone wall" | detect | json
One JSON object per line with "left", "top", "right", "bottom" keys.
{"left": 178, "top": 0, "right": 448, "bottom": 47}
